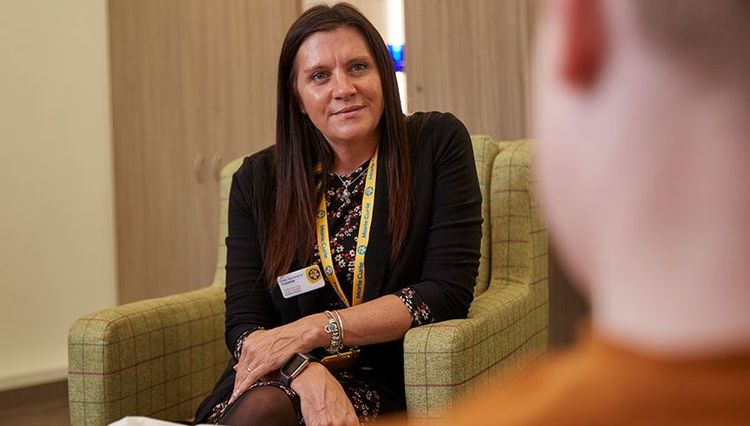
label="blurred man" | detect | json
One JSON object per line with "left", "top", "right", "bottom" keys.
{"left": 381, "top": 0, "right": 750, "bottom": 424}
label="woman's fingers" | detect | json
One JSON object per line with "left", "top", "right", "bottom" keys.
{"left": 228, "top": 364, "right": 259, "bottom": 404}
{"left": 230, "top": 352, "right": 282, "bottom": 405}
{"left": 227, "top": 324, "right": 308, "bottom": 406}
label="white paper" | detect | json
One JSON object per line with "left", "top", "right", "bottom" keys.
{"left": 108, "top": 416, "right": 216, "bottom": 426}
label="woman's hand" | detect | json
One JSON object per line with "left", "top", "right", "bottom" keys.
{"left": 229, "top": 315, "right": 327, "bottom": 404}
{"left": 292, "top": 362, "right": 359, "bottom": 426}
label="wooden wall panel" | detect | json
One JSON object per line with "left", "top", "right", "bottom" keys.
{"left": 109, "top": 0, "right": 298, "bottom": 303}
{"left": 404, "top": 0, "right": 537, "bottom": 140}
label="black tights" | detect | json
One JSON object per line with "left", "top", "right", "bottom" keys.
{"left": 219, "top": 386, "right": 299, "bottom": 426}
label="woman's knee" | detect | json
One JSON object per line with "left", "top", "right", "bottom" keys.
{"left": 220, "top": 386, "right": 298, "bottom": 426}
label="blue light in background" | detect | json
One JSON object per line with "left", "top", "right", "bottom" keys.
{"left": 387, "top": 44, "right": 405, "bottom": 72}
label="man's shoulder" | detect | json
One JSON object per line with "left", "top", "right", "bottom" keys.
{"left": 447, "top": 348, "right": 603, "bottom": 425}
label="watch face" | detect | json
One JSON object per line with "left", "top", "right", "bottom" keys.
{"left": 282, "top": 354, "right": 309, "bottom": 378}
{"left": 282, "top": 358, "right": 300, "bottom": 375}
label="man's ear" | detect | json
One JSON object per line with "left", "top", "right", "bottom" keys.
{"left": 560, "top": 0, "right": 607, "bottom": 87}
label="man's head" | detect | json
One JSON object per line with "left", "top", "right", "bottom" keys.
{"left": 534, "top": 0, "right": 750, "bottom": 295}
{"left": 632, "top": 0, "right": 750, "bottom": 84}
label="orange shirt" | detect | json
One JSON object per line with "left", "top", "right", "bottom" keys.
{"left": 380, "top": 333, "right": 750, "bottom": 425}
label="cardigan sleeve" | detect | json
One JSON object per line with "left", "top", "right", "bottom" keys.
{"left": 224, "top": 162, "right": 281, "bottom": 353}
{"left": 396, "top": 113, "right": 482, "bottom": 323}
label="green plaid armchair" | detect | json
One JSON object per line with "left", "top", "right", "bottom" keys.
{"left": 68, "top": 137, "right": 547, "bottom": 424}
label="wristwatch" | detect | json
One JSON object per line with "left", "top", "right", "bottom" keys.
{"left": 279, "top": 353, "right": 317, "bottom": 387}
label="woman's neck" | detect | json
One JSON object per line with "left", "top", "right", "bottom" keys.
{"left": 328, "top": 136, "right": 379, "bottom": 176}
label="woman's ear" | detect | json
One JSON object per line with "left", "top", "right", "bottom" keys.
{"left": 559, "top": 0, "right": 608, "bottom": 88}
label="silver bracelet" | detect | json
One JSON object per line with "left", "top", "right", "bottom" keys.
{"left": 332, "top": 310, "right": 344, "bottom": 345}
{"left": 324, "top": 310, "right": 342, "bottom": 354}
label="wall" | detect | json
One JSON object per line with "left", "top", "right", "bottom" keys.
{"left": 0, "top": 0, "right": 117, "bottom": 390}
{"left": 405, "top": 0, "right": 537, "bottom": 140}
{"left": 109, "top": 0, "right": 299, "bottom": 303}
{"left": 302, "top": 0, "right": 389, "bottom": 35}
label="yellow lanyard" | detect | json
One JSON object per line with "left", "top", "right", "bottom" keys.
{"left": 315, "top": 150, "right": 378, "bottom": 307}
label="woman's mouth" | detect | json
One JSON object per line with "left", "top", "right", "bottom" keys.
{"left": 332, "top": 105, "right": 365, "bottom": 116}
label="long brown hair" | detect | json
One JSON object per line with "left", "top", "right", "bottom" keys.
{"left": 264, "top": 3, "right": 412, "bottom": 287}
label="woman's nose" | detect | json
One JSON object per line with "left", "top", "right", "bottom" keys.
{"left": 332, "top": 71, "right": 356, "bottom": 98}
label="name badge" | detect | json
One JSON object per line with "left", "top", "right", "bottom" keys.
{"left": 277, "top": 265, "right": 325, "bottom": 299}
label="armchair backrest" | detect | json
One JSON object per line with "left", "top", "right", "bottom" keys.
{"left": 470, "top": 135, "right": 499, "bottom": 296}
{"left": 470, "top": 136, "right": 547, "bottom": 297}
{"left": 487, "top": 140, "right": 547, "bottom": 292}
{"left": 213, "top": 157, "right": 245, "bottom": 286}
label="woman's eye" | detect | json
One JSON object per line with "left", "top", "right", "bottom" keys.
{"left": 311, "top": 71, "right": 328, "bottom": 81}
{"left": 351, "top": 63, "right": 367, "bottom": 73}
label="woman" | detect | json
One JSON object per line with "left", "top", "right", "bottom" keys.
{"left": 194, "top": 3, "right": 481, "bottom": 425}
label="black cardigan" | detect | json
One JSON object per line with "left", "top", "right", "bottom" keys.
{"left": 195, "top": 112, "right": 481, "bottom": 420}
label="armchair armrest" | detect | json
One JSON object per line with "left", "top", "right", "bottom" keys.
{"left": 403, "top": 281, "right": 548, "bottom": 419}
{"left": 68, "top": 284, "right": 229, "bottom": 426}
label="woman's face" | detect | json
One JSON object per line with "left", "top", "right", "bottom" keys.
{"left": 294, "top": 27, "right": 384, "bottom": 149}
